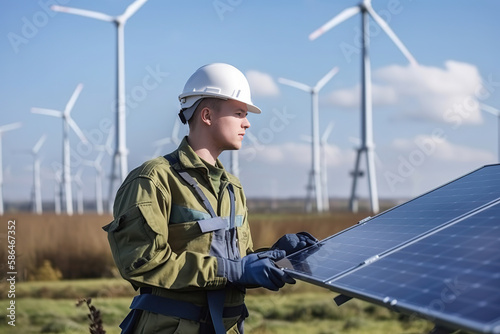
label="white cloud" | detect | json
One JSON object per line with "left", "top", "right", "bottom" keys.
{"left": 246, "top": 70, "right": 280, "bottom": 97}
{"left": 326, "top": 61, "right": 484, "bottom": 125}
{"left": 241, "top": 141, "right": 351, "bottom": 167}
{"left": 327, "top": 83, "right": 397, "bottom": 108}
{"left": 239, "top": 141, "right": 355, "bottom": 198}
{"left": 237, "top": 136, "right": 495, "bottom": 200}
{"left": 376, "top": 135, "right": 496, "bottom": 198}
{"left": 390, "top": 134, "right": 493, "bottom": 163}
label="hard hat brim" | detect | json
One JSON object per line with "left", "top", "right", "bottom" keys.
{"left": 246, "top": 103, "right": 261, "bottom": 114}
{"left": 180, "top": 93, "right": 261, "bottom": 114}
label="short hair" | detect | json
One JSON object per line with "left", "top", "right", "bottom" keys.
{"left": 188, "top": 98, "right": 224, "bottom": 126}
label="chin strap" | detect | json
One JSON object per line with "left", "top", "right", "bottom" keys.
{"left": 178, "top": 110, "right": 187, "bottom": 124}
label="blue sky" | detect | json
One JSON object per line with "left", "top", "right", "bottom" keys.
{"left": 1, "top": 0, "right": 500, "bottom": 208}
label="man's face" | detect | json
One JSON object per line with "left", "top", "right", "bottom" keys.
{"left": 210, "top": 99, "right": 251, "bottom": 151}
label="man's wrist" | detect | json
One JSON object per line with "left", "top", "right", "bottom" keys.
{"left": 216, "top": 257, "right": 242, "bottom": 282}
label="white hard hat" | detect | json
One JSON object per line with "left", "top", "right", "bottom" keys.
{"left": 178, "top": 63, "right": 261, "bottom": 124}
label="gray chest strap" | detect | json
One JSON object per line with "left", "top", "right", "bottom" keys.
{"left": 164, "top": 153, "right": 240, "bottom": 334}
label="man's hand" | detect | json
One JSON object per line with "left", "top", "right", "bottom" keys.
{"left": 218, "top": 250, "right": 295, "bottom": 291}
{"left": 272, "top": 232, "right": 319, "bottom": 255}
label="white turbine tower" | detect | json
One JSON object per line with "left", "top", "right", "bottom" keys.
{"left": 320, "top": 122, "right": 335, "bottom": 211}
{"left": 309, "top": 0, "right": 417, "bottom": 214}
{"left": 301, "top": 121, "right": 335, "bottom": 212}
{"left": 51, "top": 0, "right": 149, "bottom": 212}
{"left": 279, "top": 66, "right": 339, "bottom": 213}
{"left": 54, "top": 166, "right": 62, "bottom": 214}
{"left": 84, "top": 151, "right": 106, "bottom": 215}
{"left": 84, "top": 128, "right": 113, "bottom": 215}
{"left": 480, "top": 103, "right": 500, "bottom": 162}
{"left": 0, "top": 122, "right": 22, "bottom": 215}
{"left": 32, "top": 83, "right": 88, "bottom": 216}
{"left": 230, "top": 151, "right": 240, "bottom": 178}
{"left": 30, "top": 134, "right": 47, "bottom": 214}
{"left": 74, "top": 168, "right": 84, "bottom": 215}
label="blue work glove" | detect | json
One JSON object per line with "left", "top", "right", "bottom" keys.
{"left": 272, "top": 231, "right": 319, "bottom": 255}
{"left": 217, "top": 250, "right": 295, "bottom": 291}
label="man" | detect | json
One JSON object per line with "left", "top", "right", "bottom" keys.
{"left": 104, "top": 63, "right": 317, "bottom": 333}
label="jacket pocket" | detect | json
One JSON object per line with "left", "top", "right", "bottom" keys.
{"left": 107, "top": 205, "right": 160, "bottom": 274}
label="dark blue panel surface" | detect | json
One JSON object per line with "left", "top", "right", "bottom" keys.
{"left": 276, "top": 164, "right": 500, "bottom": 333}
{"left": 279, "top": 165, "right": 500, "bottom": 282}
{"left": 331, "top": 201, "right": 500, "bottom": 333}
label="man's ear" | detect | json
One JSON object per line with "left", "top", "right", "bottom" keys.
{"left": 200, "top": 107, "right": 212, "bottom": 126}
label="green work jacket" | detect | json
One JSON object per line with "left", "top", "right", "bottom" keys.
{"left": 105, "top": 137, "right": 253, "bottom": 307}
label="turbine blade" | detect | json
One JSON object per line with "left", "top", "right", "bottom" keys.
{"left": 65, "top": 83, "right": 84, "bottom": 115}
{"left": 31, "top": 108, "right": 63, "bottom": 118}
{"left": 0, "top": 122, "right": 22, "bottom": 133}
{"left": 348, "top": 136, "right": 361, "bottom": 147}
{"left": 51, "top": 5, "right": 115, "bottom": 22}
{"left": 481, "top": 103, "right": 500, "bottom": 117}
{"left": 309, "top": 6, "right": 360, "bottom": 40}
{"left": 33, "top": 134, "right": 47, "bottom": 154}
{"left": 82, "top": 159, "right": 95, "bottom": 168}
{"left": 278, "top": 78, "right": 312, "bottom": 92}
{"left": 104, "top": 126, "right": 114, "bottom": 155}
{"left": 95, "top": 151, "right": 105, "bottom": 165}
{"left": 366, "top": 5, "right": 417, "bottom": 66}
{"left": 300, "top": 134, "right": 312, "bottom": 143}
{"left": 153, "top": 137, "right": 171, "bottom": 147}
{"left": 322, "top": 122, "right": 335, "bottom": 142}
{"left": 315, "top": 66, "right": 339, "bottom": 91}
{"left": 120, "top": 0, "right": 148, "bottom": 21}
{"left": 75, "top": 167, "right": 84, "bottom": 179}
{"left": 172, "top": 120, "right": 180, "bottom": 138}
{"left": 67, "top": 117, "right": 88, "bottom": 144}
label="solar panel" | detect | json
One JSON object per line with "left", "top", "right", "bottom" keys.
{"left": 276, "top": 164, "right": 500, "bottom": 333}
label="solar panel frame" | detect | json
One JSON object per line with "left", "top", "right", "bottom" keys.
{"left": 276, "top": 164, "right": 500, "bottom": 334}
{"left": 326, "top": 199, "right": 500, "bottom": 334}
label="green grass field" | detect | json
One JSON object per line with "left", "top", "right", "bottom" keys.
{"left": 0, "top": 278, "right": 445, "bottom": 334}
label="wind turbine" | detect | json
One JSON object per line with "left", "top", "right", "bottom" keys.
{"left": 0, "top": 122, "right": 22, "bottom": 215}
{"left": 73, "top": 168, "right": 84, "bottom": 215}
{"left": 301, "top": 121, "right": 335, "bottom": 212}
{"left": 32, "top": 83, "right": 88, "bottom": 216}
{"left": 53, "top": 166, "right": 62, "bottom": 214}
{"left": 480, "top": 103, "right": 500, "bottom": 162}
{"left": 279, "top": 66, "right": 339, "bottom": 213}
{"left": 320, "top": 122, "right": 335, "bottom": 211}
{"left": 84, "top": 129, "right": 113, "bottom": 215}
{"left": 152, "top": 120, "right": 181, "bottom": 158}
{"left": 84, "top": 151, "right": 106, "bottom": 215}
{"left": 299, "top": 134, "right": 315, "bottom": 213}
{"left": 230, "top": 152, "right": 240, "bottom": 178}
{"left": 347, "top": 135, "right": 384, "bottom": 212}
{"left": 309, "top": 0, "right": 417, "bottom": 214}
{"left": 30, "top": 134, "right": 47, "bottom": 214}
{"left": 51, "top": 0, "right": 149, "bottom": 211}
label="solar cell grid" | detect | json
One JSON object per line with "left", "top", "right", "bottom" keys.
{"left": 277, "top": 165, "right": 500, "bottom": 333}
{"left": 331, "top": 200, "right": 500, "bottom": 332}
{"left": 279, "top": 165, "right": 500, "bottom": 283}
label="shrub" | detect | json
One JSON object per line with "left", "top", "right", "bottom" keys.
{"left": 28, "top": 260, "right": 63, "bottom": 281}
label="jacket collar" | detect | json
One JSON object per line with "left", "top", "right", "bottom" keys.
{"left": 175, "top": 137, "right": 242, "bottom": 189}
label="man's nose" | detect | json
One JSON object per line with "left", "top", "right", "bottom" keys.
{"left": 243, "top": 117, "right": 251, "bottom": 129}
